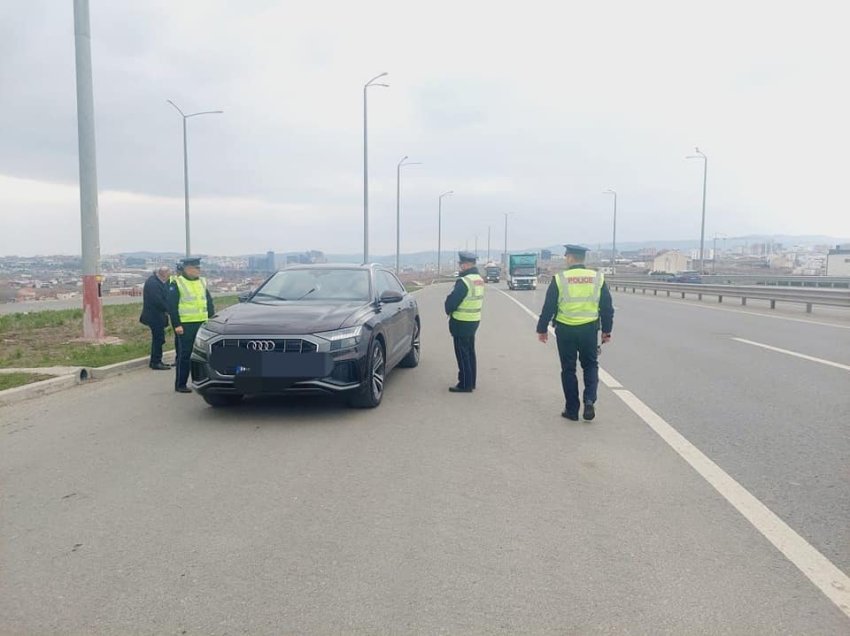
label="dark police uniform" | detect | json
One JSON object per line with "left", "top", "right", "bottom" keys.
{"left": 139, "top": 272, "right": 170, "bottom": 369}
{"left": 444, "top": 251, "right": 485, "bottom": 393}
{"left": 167, "top": 257, "right": 215, "bottom": 393}
{"left": 536, "top": 245, "right": 614, "bottom": 420}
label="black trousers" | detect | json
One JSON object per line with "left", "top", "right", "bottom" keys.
{"left": 148, "top": 319, "right": 166, "bottom": 366}
{"left": 175, "top": 322, "right": 202, "bottom": 389}
{"left": 452, "top": 335, "right": 477, "bottom": 389}
{"left": 554, "top": 321, "right": 599, "bottom": 414}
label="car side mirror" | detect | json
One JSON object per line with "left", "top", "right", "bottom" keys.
{"left": 379, "top": 290, "right": 404, "bottom": 304}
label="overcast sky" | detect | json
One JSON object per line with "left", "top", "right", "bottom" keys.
{"left": 2, "top": 0, "right": 849, "bottom": 257}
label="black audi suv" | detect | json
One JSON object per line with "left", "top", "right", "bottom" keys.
{"left": 190, "top": 264, "right": 420, "bottom": 408}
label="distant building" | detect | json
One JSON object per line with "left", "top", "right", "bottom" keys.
{"left": 651, "top": 250, "right": 691, "bottom": 274}
{"left": 826, "top": 244, "right": 850, "bottom": 276}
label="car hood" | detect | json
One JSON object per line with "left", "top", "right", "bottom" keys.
{"left": 207, "top": 300, "right": 372, "bottom": 335}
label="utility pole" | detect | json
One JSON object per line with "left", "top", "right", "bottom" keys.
{"left": 73, "top": 0, "right": 103, "bottom": 340}
{"left": 487, "top": 226, "right": 491, "bottom": 262}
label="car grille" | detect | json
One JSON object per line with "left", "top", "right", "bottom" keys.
{"left": 211, "top": 338, "right": 318, "bottom": 353}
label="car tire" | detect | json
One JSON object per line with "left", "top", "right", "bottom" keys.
{"left": 201, "top": 393, "right": 244, "bottom": 408}
{"left": 398, "top": 320, "right": 421, "bottom": 368}
{"left": 349, "top": 339, "right": 385, "bottom": 408}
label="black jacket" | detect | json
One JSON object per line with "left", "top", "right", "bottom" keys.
{"left": 167, "top": 276, "right": 215, "bottom": 328}
{"left": 536, "top": 265, "right": 614, "bottom": 333}
{"left": 445, "top": 267, "right": 482, "bottom": 337}
{"left": 139, "top": 274, "right": 169, "bottom": 326}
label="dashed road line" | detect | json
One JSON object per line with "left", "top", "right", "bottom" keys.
{"left": 732, "top": 337, "right": 850, "bottom": 372}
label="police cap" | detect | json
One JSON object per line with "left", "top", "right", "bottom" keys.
{"left": 457, "top": 251, "right": 478, "bottom": 263}
{"left": 178, "top": 256, "right": 202, "bottom": 268}
{"left": 563, "top": 244, "right": 590, "bottom": 257}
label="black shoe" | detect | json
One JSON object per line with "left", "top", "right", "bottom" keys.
{"left": 583, "top": 402, "right": 596, "bottom": 421}
{"left": 150, "top": 362, "right": 170, "bottom": 370}
{"left": 561, "top": 410, "right": 579, "bottom": 421}
{"left": 449, "top": 386, "right": 473, "bottom": 393}
{"left": 175, "top": 386, "right": 192, "bottom": 393}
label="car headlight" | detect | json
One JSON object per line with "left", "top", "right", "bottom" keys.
{"left": 317, "top": 325, "right": 363, "bottom": 351}
{"left": 195, "top": 326, "right": 219, "bottom": 344}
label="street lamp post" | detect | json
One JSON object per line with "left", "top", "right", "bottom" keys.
{"left": 603, "top": 188, "right": 617, "bottom": 273}
{"left": 686, "top": 147, "right": 708, "bottom": 274}
{"left": 167, "top": 100, "right": 223, "bottom": 257}
{"left": 395, "top": 156, "right": 421, "bottom": 274}
{"left": 363, "top": 72, "right": 389, "bottom": 264}
{"left": 487, "top": 226, "right": 491, "bottom": 262}
{"left": 503, "top": 212, "right": 509, "bottom": 267}
{"left": 437, "top": 191, "right": 454, "bottom": 278}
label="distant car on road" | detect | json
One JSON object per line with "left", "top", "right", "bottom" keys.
{"left": 648, "top": 271, "right": 676, "bottom": 282}
{"left": 190, "top": 264, "right": 420, "bottom": 409}
{"left": 671, "top": 270, "right": 703, "bottom": 283}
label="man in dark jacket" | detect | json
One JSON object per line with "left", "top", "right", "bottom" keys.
{"left": 444, "top": 251, "right": 485, "bottom": 393}
{"left": 139, "top": 266, "right": 171, "bottom": 370}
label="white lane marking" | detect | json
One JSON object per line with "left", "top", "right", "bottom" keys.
{"left": 496, "top": 289, "right": 623, "bottom": 389}
{"left": 615, "top": 389, "right": 850, "bottom": 619}
{"left": 612, "top": 288, "right": 850, "bottom": 330}
{"left": 732, "top": 338, "right": 850, "bottom": 372}
{"left": 499, "top": 286, "right": 850, "bottom": 620}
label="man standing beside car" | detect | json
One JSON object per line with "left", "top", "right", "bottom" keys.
{"left": 139, "top": 266, "right": 171, "bottom": 370}
{"left": 444, "top": 251, "right": 485, "bottom": 393}
{"left": 167, "top": 257, "right": 215, "bottom": 393}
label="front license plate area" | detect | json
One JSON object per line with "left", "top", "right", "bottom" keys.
{"left": 212, "top": 349, "right": 333, "bottom": 379}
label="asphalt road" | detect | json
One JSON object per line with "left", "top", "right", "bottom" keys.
{"left": 2, "top": 284, "right": 849, "bottom": 634}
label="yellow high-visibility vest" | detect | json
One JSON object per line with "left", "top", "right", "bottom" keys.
{"left": 174, "top": 276, "right": 209, "bottom": 323}
{"left": 554, "top": 268, "right": 603, "bottom": 326}
{"left": 452, "top": 273, "right": 485, "bottom": 322}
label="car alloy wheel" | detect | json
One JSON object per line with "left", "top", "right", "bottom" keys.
{"left": 371, "top": 342, "right": 385, "bottom": 400}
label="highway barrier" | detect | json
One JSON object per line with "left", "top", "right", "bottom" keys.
{"left": 610, "top": 280, "right": 850, "bottom": 313}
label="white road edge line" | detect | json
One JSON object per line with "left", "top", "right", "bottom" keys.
{"left": 615, "top": 389, "right": 850, "bottom": 619}
{"left": 497, "top": 287, "right": 850, "bottom": 620}
{"left": 732, "top": 337, "right": 850, "bottom": 372}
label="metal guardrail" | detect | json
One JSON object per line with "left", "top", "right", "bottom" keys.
{"left": 610, "top": 280, "right": 850, "bottom": 313}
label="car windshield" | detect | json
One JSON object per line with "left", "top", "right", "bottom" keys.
{"left": 253, "top": 269, "right": 371, "bottom": 302}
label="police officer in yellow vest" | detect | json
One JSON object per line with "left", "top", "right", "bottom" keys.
{"left": 167, "top": 257, "right": 215, "bottom": 393}
{"left": 444, "top": 251, "right": 485, "bottom": 393}
{"left": 536, "top": 245, "right": 614, "bottom": 420}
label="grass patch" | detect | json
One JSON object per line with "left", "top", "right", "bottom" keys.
{"left": 0, "top": 373, "right": 53, "bottom": 391}
{"left": 404, "top": 284, "right": 423, "bottom": 293}
{"left": 0, "top": 296, "right": 238, "bottom": 369}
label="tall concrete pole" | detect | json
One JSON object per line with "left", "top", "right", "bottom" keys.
{"left": 73, "top": 0, "right": 103, "bottom": 340}
{"left": 363, "top": 72, "right": 389, "bottom": 264}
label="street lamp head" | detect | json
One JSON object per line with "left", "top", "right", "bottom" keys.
{"left": 365, "top": 72, "right": 390, "bottom": 87}
{"left": 603, "top": 188, "right": 616, "bottom": 194}
{"left": 166, "top": 99, "right": 185, "bottom": 116}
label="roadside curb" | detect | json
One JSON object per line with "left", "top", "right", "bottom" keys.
{"left": 0, "top": 351, "right": 176, "bottom": 407}
{"left": 0, "top": 373, "right": 84, "bottom": 408}
{"left": 89, "top": 350, "right": 176, "bottom": 380}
